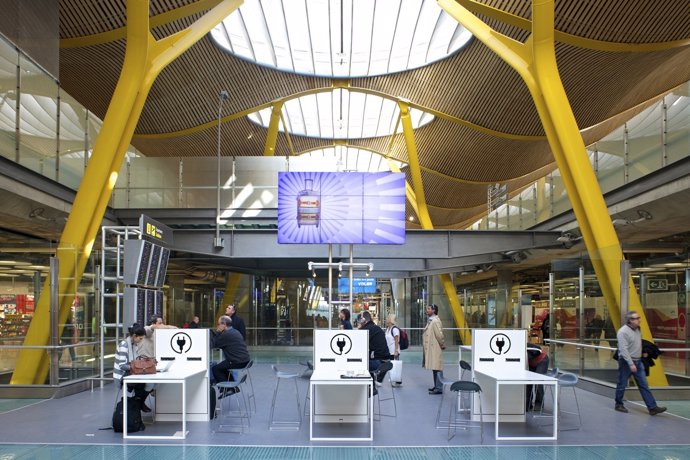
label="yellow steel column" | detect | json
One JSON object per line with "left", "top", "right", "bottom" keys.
{"left": 263, "top": 101, "right": 284, "bottom": 156}
{"left": 398, "top": 101, "right": 471, "bottom": 345}
{"left": 438, "top": 0, "right": 665, "bottom": 384}
{"left": 12, "top": 0, "right": 244, "bottom": 385}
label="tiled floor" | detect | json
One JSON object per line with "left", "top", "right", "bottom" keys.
{"left": 0, "top": 444, "right": 689, "bottom": 459}
{"left": 1, "top": 348, "right": 689, "bottom": 459}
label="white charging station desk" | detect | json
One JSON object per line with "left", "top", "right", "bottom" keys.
{"left": 474, "top": 367, "right": 558, "bottom": 441}
{"left": 123, "top": 329, "right": 210, "bottom": 439}
{"left": 123, "top": 368, "right": 206, "bottom": 440}
{"left": 471, "top": 329, "right": 558, "bottom": 441}
{"left": 309, "top": 330, "right": 373, "bottom": 441}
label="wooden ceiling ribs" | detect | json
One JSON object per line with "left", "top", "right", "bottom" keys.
{"left": 56, "top": 0, "right": 690, "bottom": 229}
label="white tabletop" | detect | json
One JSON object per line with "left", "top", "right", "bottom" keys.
{"left": 124, "top": 368, "right": 206, "bottom": 382}
{"left": 310, "top": 369, "right": 371, "bottom": 382}
{"left": 475, "top": 368, "right": 557, "bottom": 383}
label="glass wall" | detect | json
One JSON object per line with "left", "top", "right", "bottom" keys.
{"left": 458, "top": 251, "right": 690, "bottom": 385}
{"left": 0, "top": 246, "right": 99, "bottom": 386}
{"left": 470, "top": 82, "right": 690, "bottom": 231}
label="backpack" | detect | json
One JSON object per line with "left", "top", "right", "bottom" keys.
{"left": 394, "top": 326, "right": 409, "bottom": 350}
{"left": 112, "top": 397, "right": 145, "bottom": 433}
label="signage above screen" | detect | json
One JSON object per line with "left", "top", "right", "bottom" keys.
{"left": 277, "top": 172, "right": 406, "bottom": 244}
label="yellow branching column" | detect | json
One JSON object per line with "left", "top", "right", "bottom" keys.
{"left": 263, "top": 101, "right": 285, "bottom": 156}
{"left": 398, "top": 101, "right": 471, "bottom": 346}
{"left": 12, "top": 0, "right": 244, "bottom": 385}
{"left": 438, "top": 0, "right": 666, "bottom": 384}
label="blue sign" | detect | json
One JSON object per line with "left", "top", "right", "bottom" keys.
{"left": 338, "top": 278, "right": 377, "bottom": 294}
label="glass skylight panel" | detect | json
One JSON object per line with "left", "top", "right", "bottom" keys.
{"left": 298, "top": 146, "right": 405, "bottom": 172}
{"left": 247, "top": 89, "right": 433, "bottom": 139}
{"left": 210, "top": 0, "right": 472, "bottom": 78}
{"left": 243, "top": 0, "right": 276, "bottom": 66}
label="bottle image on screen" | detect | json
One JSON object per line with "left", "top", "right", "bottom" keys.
{"left": 297, "top": 178, "right": 320, "bottom": 227}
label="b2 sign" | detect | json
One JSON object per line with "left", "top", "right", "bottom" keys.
{"left": 277, "top": 172, "right": 406, "bottom": 244}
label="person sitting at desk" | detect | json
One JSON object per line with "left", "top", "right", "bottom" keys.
{"left": 360, "top": 311, "right": 391, "bottom": 388}
{"left": 526, "top": 344, "right": 549, "bottom": 411}
{"left": 137, "top": 315, "right": 177, "bottom": 359}
{"left": 114, "top": 324, "right": 153, "bottom": 412}
{"left": 210, "top": 315, "right": 250, "bottom": 392}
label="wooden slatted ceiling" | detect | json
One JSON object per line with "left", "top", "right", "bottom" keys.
{"left": 56, "top": 0, "right": 690, "bottom": 230}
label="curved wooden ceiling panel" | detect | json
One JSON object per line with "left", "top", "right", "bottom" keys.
{"left": 58, "top": 0, "right": 690, "bottom": 230}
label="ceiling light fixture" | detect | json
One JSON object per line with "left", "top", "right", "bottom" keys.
{"left": 612, "top": 209, "right": 652, "bottom": 227}
{"left": 556, "top": 232, "right": 584, "bottom": 249}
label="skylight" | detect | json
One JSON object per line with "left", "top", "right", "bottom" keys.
{"left": 247, "top": 89, "right": 433, "bottom": 139}
{"left": 290, "top": 146, "right": 407, "bottom": 173}
{"left": 210, "top": 0, "right": 472, "bottom": 78}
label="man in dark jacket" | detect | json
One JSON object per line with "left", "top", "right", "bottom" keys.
{"left": 210, "top": 315, "right": 250, "bottom": 385}
{"left": 225, "top": 304, "right": 246, "bottom": 341}
{"left": 360, "top": 311, "right": 390, "bottom": 384}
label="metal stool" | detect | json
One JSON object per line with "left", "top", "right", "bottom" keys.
{"left": 448, "top": 381, "right": 483, "bottom": 442}
{"left": 557, "top": 372, "right": 581, "bottom": 430}
{"left": 237, "top": 360, "right": 256, "bottom": 413}
{"left": 373, "top": 361, "right": 396, "bottom": 419}
{"left": 435, "top": 370, "right": 458, "bottom": 428}
{"left": 269, "top": 364, "right": 302, "bottom": 430}
{"left": 215, "top": 373, "right": 250, "bottom": 433}
{"left": 459, "top": 360, "right": 472, "bottom": 380}
{"left": 300, "top": 360, "right": 314, "bottom": 416}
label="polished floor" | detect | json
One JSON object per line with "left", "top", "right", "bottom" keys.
{"left": 1, "top": 356, "right": 689, "bottom": 459}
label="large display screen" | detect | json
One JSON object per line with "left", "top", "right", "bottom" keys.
{"left": 277, "top": 172, "right": 406, "bottom": 244}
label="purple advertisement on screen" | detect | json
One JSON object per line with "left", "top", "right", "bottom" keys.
{"left": 278, "top": 172, "right": 406, "bottom": 244}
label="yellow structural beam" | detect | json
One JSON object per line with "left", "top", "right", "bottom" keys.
{"left": 12, "top": 0, "right": 243, "bottom": 385}
{"left": 263, "top": 101, "right": 284, "bottom": 156}
{"left": 438, "top": 0, "right": 666, "bottom": 385}
{"left": 398, "top": 101, "right": 471, "bottom": 345}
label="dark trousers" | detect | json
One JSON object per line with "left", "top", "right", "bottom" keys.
{"left": 526, "top": 355, "right": 549, "bottom": 409}
{"left": 212, "top": 360, "right": 249, "bottom": 384}
{"left": 432, "top": 370, "right": 442, "bottom": 391}
{"left": 126, "top": 382, "right": 148, "bottom": 402}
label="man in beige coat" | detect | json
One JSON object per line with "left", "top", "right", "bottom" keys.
{"left": 423, "top": 304, "right": 446, "bottom": 394}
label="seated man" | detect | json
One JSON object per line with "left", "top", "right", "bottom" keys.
{"left": 360, "top": 311, "right": 391, "bottom": 387}
{"left": 526, "top": 344, "right": 549, "bottom": 411}
{"left": 210, "top": 315, "right": 250, "bottom": 391}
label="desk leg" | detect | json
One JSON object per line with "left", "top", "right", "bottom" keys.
{"left": 369, "top": 381, "right": 373, "bottom": 440}
{"left": 495, "top": 381, "right": 500, "bottom": 440}
{"left": 553, "top": 381, "right": 558, "bottom": 437}
{"left": 123, "top": 392, "right": 128, "bottom": 439}
{"left": 309, "top": 382, "right": 313, "bottom": 441}
{"left": 181, "top": 380, "right": 186, "bottom": 438}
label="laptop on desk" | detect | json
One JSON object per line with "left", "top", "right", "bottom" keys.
{"left": 156, "top": 361, "right": 174, "bottom": 373}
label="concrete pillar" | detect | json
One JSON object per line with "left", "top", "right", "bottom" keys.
{"left": 167, "top": 275, "right": 186, "bottom": 326}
